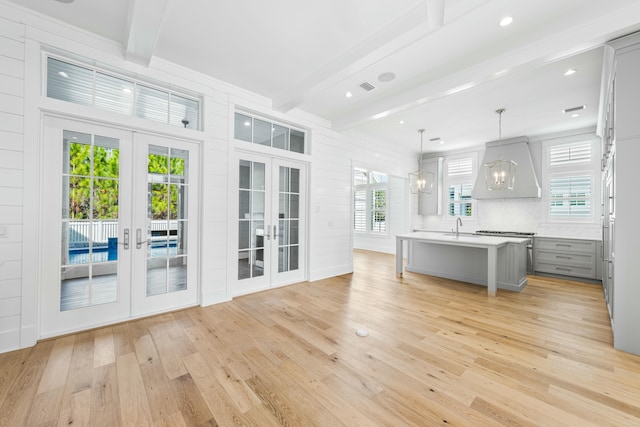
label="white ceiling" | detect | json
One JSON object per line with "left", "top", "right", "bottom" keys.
{"left": 7, "top": 0, "right": 640, "bottom": 155}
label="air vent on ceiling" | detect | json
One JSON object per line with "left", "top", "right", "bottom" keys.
{"left": 359, "top": 81, "right": 376, "bottom": 92}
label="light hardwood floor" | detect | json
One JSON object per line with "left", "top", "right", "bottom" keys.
{"left": 2, "top": 249, "right": 640, "bottom": 426}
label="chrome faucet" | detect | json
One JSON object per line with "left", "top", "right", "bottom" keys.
{"left": 456, "top": 217, "right": 463, "bottom": 237}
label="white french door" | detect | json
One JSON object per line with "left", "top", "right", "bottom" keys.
{"left": 232, "top": 152, "right": 306, "bottom": 296}
{"left": 40, "top": 116, "right": 199, "bottom": 337}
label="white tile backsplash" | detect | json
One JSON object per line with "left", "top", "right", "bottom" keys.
{"left": 418, "top": 198, "right": 601, "bottom": 239}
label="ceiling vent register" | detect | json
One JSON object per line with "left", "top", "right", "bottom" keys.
{"left": 359, "top": 82, "right": 376, "bottom": 92}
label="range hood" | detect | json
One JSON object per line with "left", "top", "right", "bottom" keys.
{"left": 471, "top": 136, "right": 541, "bottom": 199}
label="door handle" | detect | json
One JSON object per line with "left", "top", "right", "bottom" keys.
{"left": 273, "top": 225, "right": 278, "bottom": 238}
{"left": 120, "top": 228, "right": 130, "bottom": 250}
{"left": 264, "top": 226, "right": 270, "bottom": 241}
{"left": 136, "top": 228, "right": 148, "bottom": 249}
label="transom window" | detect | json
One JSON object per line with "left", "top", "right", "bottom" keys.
{"left": 234, "top": 112, "right": 305, "bottom": 154}
{"left": 47, "top": 57, "right": 200, "bottom": 130}
{"left": 353, "top": 168, "right": 388, "bottom": 234}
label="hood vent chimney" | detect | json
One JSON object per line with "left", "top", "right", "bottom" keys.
{"left": 471, "top": 136, "right": 541, "bottom": 199}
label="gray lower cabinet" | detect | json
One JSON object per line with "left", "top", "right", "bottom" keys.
{"left": 534, "top": 237, "right": 599, "bottom": 280}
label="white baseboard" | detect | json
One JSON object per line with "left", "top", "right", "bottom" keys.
{"left": 308, "top": 264, "right": 353, "bottom": 282}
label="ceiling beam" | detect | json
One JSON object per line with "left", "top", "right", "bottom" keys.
{"left": 426, "top": 0, "right": 445, "bottom": 28}
{"left": 271, "top": 2, "right": 429, "bottom": 113}
{"left": 123, "top": 0, "right": 170, "bottom": 66}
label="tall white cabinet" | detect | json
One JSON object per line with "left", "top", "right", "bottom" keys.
{"left": 598, "top": 32, "right": 640, "bottom": 355}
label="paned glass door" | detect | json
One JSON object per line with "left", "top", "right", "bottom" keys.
{"left": 233, "top": 153, "right": 306, "bottom": 296}
{"left": 132, "top": 135, "right": 199, "bottom": 316}
{"left": 41, "top": 117, "right": 199, "bottom": 337}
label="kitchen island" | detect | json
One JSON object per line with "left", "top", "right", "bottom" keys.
{"left": 396, "top": 231, "right": 529, "bottom": 297}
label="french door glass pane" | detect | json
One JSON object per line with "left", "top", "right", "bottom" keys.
{"left": 238, "top": 160, "right": 266, "bottom": 280}
{"left": 146, "top": 145, "right": 189, "bottom": 296}
{"left": 278, "top": 166, "right": 300, "bottom": 273}
{"left": 60, "top": 130, "right": 119, "bottom": 311}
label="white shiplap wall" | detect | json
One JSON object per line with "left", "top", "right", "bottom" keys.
{"left": 0, "top": 3, "right": 417, "bottom": 353}
{"left": 0, "top": 14, "right": 24, "bottom": 352}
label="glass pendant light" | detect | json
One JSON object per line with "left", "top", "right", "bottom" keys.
{"left": 483, "top": 108, "right": 517, "bottom": 190}
{"left": 409, "top": 129, "right": 434, "bottom": 194}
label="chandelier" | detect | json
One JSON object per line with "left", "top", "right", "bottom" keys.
{"left": 483, "top": 108, "right": 517, "bottom": 190}
{"left": 409, "top": 129, "right": 434, "bottom": 194}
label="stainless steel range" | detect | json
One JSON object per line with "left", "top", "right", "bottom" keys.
{"left": 474, "top": 230, "right": 535, "bottom": 274}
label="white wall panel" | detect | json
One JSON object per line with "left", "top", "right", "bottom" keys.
{"left": 0, "top": 15, "right": 24, "bottom": 41}
{"left": 0, "top": 260, "right": 21, "bottom": 280}
{"left": 0, "top": 206, "right": 21, "bottom": 224}
{"left": 0, "top": 55, "right": 24, "bottom": 79}
{"left": 0, "top": 187, "right": 22, "bottom": 206}
{"left": 0, "top": 150, "right": 23, "bottom": 169}
{"left": 0, "top": 37, "right": 24, "bottom": 60}
{"left": 0, "top": 279, "right": 21, "bottom": 299}
{"left": 0, "top": 112, "right": 22, "bottom": 133}
{"left": 0, "top": 242, "right": 21, "bottom": 261}
{"left": 0, "top": 130, "right": 23, "bottom": 151}
{"left": 0, "top": 93, "right": 23, "bottom": 115}
{"left": 0, "top": 74, "right": 23, "bottom": 98}
{"left": 0, "top": 169, "right": 23, "bottom": 187}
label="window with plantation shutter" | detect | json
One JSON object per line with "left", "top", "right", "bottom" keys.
{"left": 544, "top": 139, "right": 598, "bottom": 222}
{"left": 46, "top": 57, "right": 201, "bottom": 130}
{"left": 444, "top": 155, "right": 476, "bottom": 218}
{"left": 353, "top": 189, "right": 366, "bottom": 232}
{"left": 353, "top": 168, "right": 388, "bottom": 234}
{"left": 549, "top": 175, "right": 591, "bottom": 217}
{"left": 549, "top": 142, "right": 591, "bottom": 166}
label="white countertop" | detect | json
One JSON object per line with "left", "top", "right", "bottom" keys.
{"left": 397, "top": 231, "right": 529, "bottom": 246}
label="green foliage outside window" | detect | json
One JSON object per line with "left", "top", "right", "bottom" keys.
{"left": 148, "top": 154, "right": 185, "bottom": 220}
{"left": 68, "top": 142, "right": 119, "bottom": 220}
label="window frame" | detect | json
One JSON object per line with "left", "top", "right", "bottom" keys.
{"left": 542, "top": 138, "right": 600, "bottom": 223}
{"left": 353, "top": 168, "right": 389, "bottom": 236}
{"left": 442, "top": 153, "right": 477, "bottom": 221}
{"left": 233, "top": 111, "right": 307, "bottom": 155}
{"left": 45, "top": 55, "right": 202, "bottom": 130}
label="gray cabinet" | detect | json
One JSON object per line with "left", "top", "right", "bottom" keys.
{"left": 534, "top": 237, "right": 598, "bottom": 279}
{"left": 418, "top": 157, "right": 443, "bottom": 215}
{"left": 596, "top": 32, "right": 640, "bottom": 355}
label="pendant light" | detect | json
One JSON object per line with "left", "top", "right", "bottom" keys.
{"left": 409, "top": 129, "right": 434, "bottom": 194}
{"left": 483, "top": 108, "right": 517, "bottom": 190}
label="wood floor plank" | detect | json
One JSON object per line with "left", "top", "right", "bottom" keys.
{"left": 90, "top": 364, "right": 121, "bottom": 427}
{"left": 37, "top": 335, "right": 76, "bottom": 394}
{"left": 57, "top": 388, "right": 91, "bottom": 427}
{"left": 0, "top": 340, "right": 54, "bottom": 426}
{"left": 93, "top": 328, "right": 116, "bottom": 368}
{"left": 2, "top": 250, "right": 640, "bottom": 426}
{"left": 116, "top": 353, "right": 153, "bottom": 426}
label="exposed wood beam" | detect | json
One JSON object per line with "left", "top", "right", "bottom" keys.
{"left": 124, "top": 0, "right": 170, "bottom": 66}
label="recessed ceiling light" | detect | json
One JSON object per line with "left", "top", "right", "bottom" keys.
{"left": 345, "top": 91, "right": 353, "bottom": 98}
{"left": 399, "top": 120, "right": 405, "bottom": 125}
{"left": 58, "top": 71, "right": 69, "bottom": 78}
{"left": 378, "top": 72, "right": 396, "bottom": 82}
{"left": 439, "top": 140, "right": 445, "bottom": 144}
{"left": 499, "top": 16, "right": 513, "bottom": 27}
{"left": 564, "top": 68, "right": 577, "bottom": 76}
